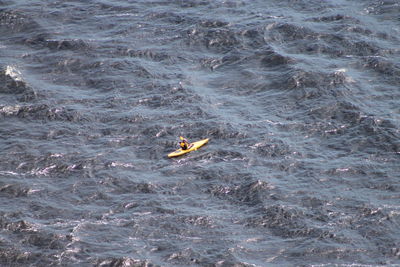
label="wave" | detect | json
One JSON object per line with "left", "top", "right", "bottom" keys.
{"left": 1, "top": 0, "right": 399, "bottom": 266}
{"left": 0, "top": 66, "right": 36, "bottom": 101}
{"left": 0, "top": 103, "right": 84, "bottom": 122}
{"left": 0, "top": 10, "right": 40, "bottom": 35}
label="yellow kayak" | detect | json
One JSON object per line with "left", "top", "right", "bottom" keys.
{"left": 168, "top": 138, "right": 209, "bottom": 158}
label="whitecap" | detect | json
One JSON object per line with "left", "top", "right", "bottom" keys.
{"left": 0, "top": 105, "right": 21, "bottom": 115}
{"left": 5, "top": 65, "right": 23, "bottom": 81}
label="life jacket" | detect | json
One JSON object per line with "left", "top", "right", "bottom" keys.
{"left": 180, "top": 140, "right": 189, "bottom": 150}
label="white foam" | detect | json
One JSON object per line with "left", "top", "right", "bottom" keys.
{"left": 1, "top": 105, "right": 21, "bottom": 115}
{"left": 110, "top": 161, "right": 134, "bottom": 168}
{"left": 335, "top": 68, "right": 347, "bottom": 73}
{"left": 0, "top": 170, "right": 20, "bottom": 176}
{"left": 31, "top": 165, "right": 57, "bottom": 176}
{"left": 5, "top": 65, "right": 23, "bottom": 81}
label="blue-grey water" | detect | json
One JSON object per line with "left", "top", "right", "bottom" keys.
{"left": 1, "top": 0, "right": 400, "bottom": 266}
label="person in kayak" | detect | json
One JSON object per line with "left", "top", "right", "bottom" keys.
{"left": 179, "top": 136, "right": 192, "bottom": 150}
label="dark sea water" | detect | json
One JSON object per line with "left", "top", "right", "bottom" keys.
{"left": 1, "top": 0, "right": 400, "bottom": 266}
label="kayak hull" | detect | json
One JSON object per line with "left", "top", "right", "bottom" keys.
{"left": 168, "top": 138, "right": 209, "bottom": 158}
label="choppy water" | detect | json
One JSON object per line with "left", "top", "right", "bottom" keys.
{"left": 1, "top": 0, "right": 400, "bottom": 266}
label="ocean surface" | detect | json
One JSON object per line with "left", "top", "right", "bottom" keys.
{"left": 1, "top": 0, "right": 400, "bottom": 266}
